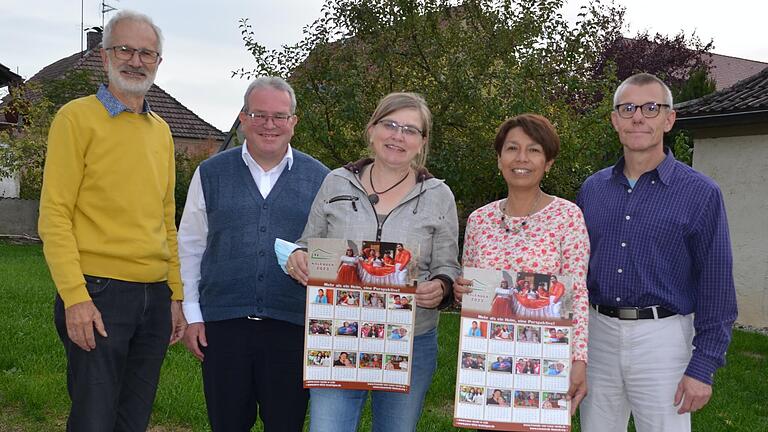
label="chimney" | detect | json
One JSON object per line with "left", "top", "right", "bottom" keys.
{"left": 86, "top": 28, "right": 103, "bottom": 51}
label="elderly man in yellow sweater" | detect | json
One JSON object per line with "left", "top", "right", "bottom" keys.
{"left": 38, "top": 10, "right": 185, "bottom": 432}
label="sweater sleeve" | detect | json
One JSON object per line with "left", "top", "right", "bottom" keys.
{"left": 163, "top": 130, "right": 183, "bottom": 300}
{"left": 38, "top": 110, "right": 90, "bottom": 308}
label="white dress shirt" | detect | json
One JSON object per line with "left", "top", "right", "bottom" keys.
{"left": 178, "top": 144, "right": 294, "bottom": 323}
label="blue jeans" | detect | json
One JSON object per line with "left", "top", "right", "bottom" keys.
{"left": 309, "top": 327, "right": 438, "bottom": 432}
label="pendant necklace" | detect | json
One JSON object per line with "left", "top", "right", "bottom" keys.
{"left": 500, "top": 190, "right": 542, "bottom": 235}
{"left": 368, "top": 163, "right": 410, "bottom": 205}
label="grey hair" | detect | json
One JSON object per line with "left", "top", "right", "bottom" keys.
{"left": 242, "top": 77, "right": 297, "bottom": 114}
{"left": 613, "top": 73, "right": 674, "bottom": 107}
{"left": 102, "top": 10, "right": 164, "bottom": 54}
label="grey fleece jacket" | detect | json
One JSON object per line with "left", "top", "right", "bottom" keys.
{"left": 297, "top": 159, "right": 461, "bottom": 336}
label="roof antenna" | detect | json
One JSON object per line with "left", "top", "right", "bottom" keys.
{"left": 102, "top": 1, "right": 118, "bottom": 28}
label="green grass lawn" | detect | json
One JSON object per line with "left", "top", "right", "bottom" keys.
{"left": 1, "top": 242, "right": 766, "bottom": 431}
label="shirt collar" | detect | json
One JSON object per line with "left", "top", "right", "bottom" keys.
{"left": 96, "top": 84, "right": 151, "bottom": 117}
{"left": 611, "top": 147, "right": 676, "bottom": 186}
{"left": 241, "top": 142, "right": 294, "bottom": 172}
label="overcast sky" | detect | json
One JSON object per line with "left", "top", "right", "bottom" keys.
{"left": 1, "top": 0, "right": 766, "bottom": 132}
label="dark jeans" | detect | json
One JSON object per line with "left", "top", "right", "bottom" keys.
{"left": 202, "top": 317, "right": 309, "bottom": 432}
{"left": 54, "top": 275, "right": 171, "bottom": 432}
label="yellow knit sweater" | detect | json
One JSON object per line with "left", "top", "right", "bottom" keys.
{"left": 39, "top": 95, "right": 182, "bottom": 307}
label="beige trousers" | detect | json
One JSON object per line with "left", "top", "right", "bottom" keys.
{"left": 580, "top": 307, "right": 694, "bottom": 432}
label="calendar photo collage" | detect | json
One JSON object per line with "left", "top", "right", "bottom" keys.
{"left": 303, "top": 238, "right": 419, "bottom": 393}
{"left": 453, "top": 267, "right": 575, "bottom": 432}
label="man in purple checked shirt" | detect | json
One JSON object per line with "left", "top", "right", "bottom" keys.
{"left": 576, "top": 73, "right": 737, "bottom": 432}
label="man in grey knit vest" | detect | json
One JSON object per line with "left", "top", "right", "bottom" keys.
{"left": 178, "top": 77, "right": 329, "bottom": 431}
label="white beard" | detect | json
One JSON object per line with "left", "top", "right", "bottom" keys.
{"left": 106, "top": 57, "right": 156, "bottom": 97}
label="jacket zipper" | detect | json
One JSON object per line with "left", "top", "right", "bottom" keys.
{"left": 328, "top": 195, "right": 359, "bottom": 212}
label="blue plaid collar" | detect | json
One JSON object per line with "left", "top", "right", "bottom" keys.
{"left": 96, "top": 84, "right": 151, "bottom": 117}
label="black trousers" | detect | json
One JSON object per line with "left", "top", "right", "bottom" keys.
{"left": 202, "top": 317, "right": 309, "bottom": 432}
{"left": 54, "top": 276, "right": 171, "bottom": 432}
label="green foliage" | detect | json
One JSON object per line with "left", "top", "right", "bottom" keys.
{"left": 669, "top": 130, "right": 693, "bottom": 166}
{"left": 667, "top": 68, "right": 715, "bottom": 167}
{"left": 675, "top": 67, "right": 716, "bottom": 103}
{"left": 42, "top": 70, "right": 99, "bottom": 107}
{"left": 0, "top": 83, "right": 54, "bottom": 199}
{"left": 0, "top": 70, "right": 96, "bottom": 199}
{"left": 174, "top": 150, "right": 210, "bottom": 227}
{"left": 235, "top": 0, "right": 626, "bottom": 214}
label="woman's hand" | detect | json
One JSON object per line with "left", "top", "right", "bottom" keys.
{"left": 415, "top": 279, "right": 444, "bottom": 308}
{"left": 286, "top": 250, "right": 309, "bottom": 286}
{"left": 453, "top": 276, "right": 474, "bottom": 303}
{"left": 567, "top": 360, "right": 587, "bottom": 415}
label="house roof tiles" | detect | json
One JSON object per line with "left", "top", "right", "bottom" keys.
{"left": 708, "top": 53, "right": 768, "bottom": 91}
{"left": 676, "top": 65, "right": 768, "bottom": 116}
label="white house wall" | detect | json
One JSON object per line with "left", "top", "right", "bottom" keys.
{"left": 693, "top": 134, "right": 768, "bottom": 328}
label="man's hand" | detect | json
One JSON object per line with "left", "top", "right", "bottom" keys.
{"left": 65, "top": 300, "right": 107, "bottom": 351}
{"left": 415, "top": 279, "right": 444, "bottom": 308}
{"left": 567, "top": 360, "right": 588, "bottom": 415}
{"left": 182, "top": 322, "right": 207, "bottom": 361}
{"left": 169, "top": 300, "right": 187, "bottom": 345}
{"left": 286, "top": 250, "right": 309, "bottom": 286}
{"left": 674, "top": 375, "right": 712, "bottom": 414}
{"left": 453, "top": 276, "right": 474, "bottom": 303}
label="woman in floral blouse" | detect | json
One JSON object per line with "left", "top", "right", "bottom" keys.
{"left": 454, "top": 113, "right": 590, "bottom": 416}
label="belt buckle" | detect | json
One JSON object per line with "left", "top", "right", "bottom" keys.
{"left": 617, "top": 307, "right": 639, "bottom": 320}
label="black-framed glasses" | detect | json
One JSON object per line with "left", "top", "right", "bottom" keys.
{"left": 376, "top": 120, "right": 424, "bottom": 138}
{"left": 615, "top": 102, "right": 671, "bottom": 119}
{"left": 244, "top": 112, "right": 293, "bottom": 126}
{"left": 106, "top": 45, "right": 161, "bottom": 64}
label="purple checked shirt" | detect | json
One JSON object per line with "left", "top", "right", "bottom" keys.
{"left": 576, "top": 149, "right": 737, "bottom": 385}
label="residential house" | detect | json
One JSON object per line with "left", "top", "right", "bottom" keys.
{"left": 6, "top": 31, "right": 225, "bottom": 155}
{"left": 0, "top": 61, "right": 23, "bottom": 197}
{"left": 675, "top": 66, "right": 768, "bottom": 328}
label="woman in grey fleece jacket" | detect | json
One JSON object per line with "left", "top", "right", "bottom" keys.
{"left": 286, "top": 92, "right": 460, "bottom": 432}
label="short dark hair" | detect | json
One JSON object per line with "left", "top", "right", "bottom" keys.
{"left": 493, "top": 114, "right": 560, "bottom": 161}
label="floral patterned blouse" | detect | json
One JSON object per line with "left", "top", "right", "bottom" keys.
{"left": 462, "top": 196, "right": 590, "bottom": 362}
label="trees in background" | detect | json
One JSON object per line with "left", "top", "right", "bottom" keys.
{"left": 0, "top": 70, "right": 97, "bottom": 199}
{"left": 235, "top": 0, "right": 714, "bottom": 216}
{"left": 0, "top": 70, "right": 208, "bottom": 224}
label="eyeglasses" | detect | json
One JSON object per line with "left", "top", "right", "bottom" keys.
{"left": 614, "top": 102, "right": 671, "bottom": 119}
{"left": 244, "top": 112, "right": 294, "bottom": 126}
{"left": 106, "top": 45, "right": 161, "bottom": 64}
{"left": 376, "top": 120, "right": 424, "bottom": 139}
